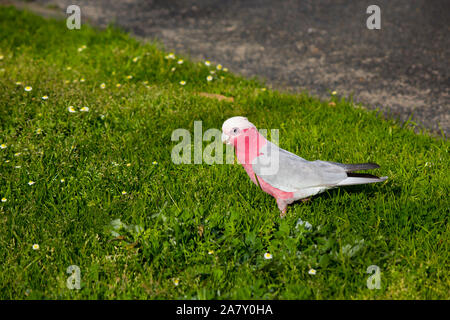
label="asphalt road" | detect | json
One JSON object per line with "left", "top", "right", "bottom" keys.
{"left": 9, "top": 0, "right": 450, "bottom": 135}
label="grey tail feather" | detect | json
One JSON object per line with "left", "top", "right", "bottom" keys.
{"left": 346, "top": 172, "right": 381, "bottom": 179}
{"left": 340, "top": 162, "right": 380, "bottom": 172}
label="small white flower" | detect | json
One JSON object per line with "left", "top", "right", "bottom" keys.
{"left": 331, "top": 91, "right": 337, "bottom": 95}
{"left": 36, "top": 128, "right": 42, "bottom": 134}
{"left": 216, "top": 64, "right": 223, "bottom": 70}
{"left": 179, "top": 81, "right": 186, "bottom": 86}
{"left": 24, "top": 86, "right": 32, "bottom": 92}
{"left": 28, "top": 181, "right": 35, "bottom": 186}
{"left": 173, "top": 278, "right": 180, "bottom": 286}
{"left": 0, "top": 143, "right": 6, "bottom": 149}
{"left": 41, "top": 95, "right": 48, "bottom": 100}
{"left": 121, "top": 191, "right": 127, "bottom": 195}
{"left": 126, "top": 75, "right": 133, "bottom": 80}
{"left": 80, "top": 106, "right": 89, "bottom": 112}
{"left": 1, "top": 197, "right": 6, "bottom": 202}
{"left": 177, "top": 59, "right": 184, "bottom": 64}
{"left": 308, "top": 268, "right": 317, "bottom": 275}
{"left": 206, "top": 75, "right": 213, "bottom": 82}
{"left": 204, "top": 60, "right": 211, "bottom": 66}
{"left": 32, "top": 244, "right": 40, "bottom": 250}
{"left": 100, "top": 83, "right": 106, "bottom": 89}
{"left": 152, "top": 161, "right": 158, "bottom": 165}
{"left": 165, "top": 53, "right": 175, "bottom": 59}
{"left": 208, "top": 250, "right": 214, "bottom": 255}
{"left": 68, "top": 106, "right": 76, "bottom": 113}
{"left": 264, "top": 252, "right": 273, "bottom": 260}
{"left": 60, "top": 179, "right": 65, "bottom": 183}
{"left": 132, "top": 57, "right": 139, "bottom": 62}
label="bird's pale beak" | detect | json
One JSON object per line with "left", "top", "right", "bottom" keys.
{"left": 221, "top": 132, "right": 230, "bottom": 144}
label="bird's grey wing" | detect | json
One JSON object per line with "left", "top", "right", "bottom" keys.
{"left": 252, "top": 141, "right": 347, "bottom": 192}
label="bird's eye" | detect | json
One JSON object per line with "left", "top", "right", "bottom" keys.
{"left": 232, "top": 128, "right": 239, "bottom": 134}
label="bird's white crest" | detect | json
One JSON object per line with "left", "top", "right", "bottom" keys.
{"left": 222, "top": 116, "right": 256, "bottom": 132}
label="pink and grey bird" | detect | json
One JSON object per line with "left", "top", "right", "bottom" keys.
{"left": 221, "top": 117, "right": 387, "bottom": 217}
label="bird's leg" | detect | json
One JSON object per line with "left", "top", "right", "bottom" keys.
{"left": 276, "top": 199, "right": 288, "bottom": 218}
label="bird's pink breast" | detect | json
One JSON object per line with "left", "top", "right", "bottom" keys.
{"left": 234, "top": 129, "right": 294, "bottom": 200}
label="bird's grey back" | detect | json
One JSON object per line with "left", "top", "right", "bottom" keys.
{"left": 252, "top": 141, "right": 348, "bottom": 192}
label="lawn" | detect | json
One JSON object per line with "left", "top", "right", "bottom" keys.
{"left": 0, "top": 6, "right": 448, "bottom": 299}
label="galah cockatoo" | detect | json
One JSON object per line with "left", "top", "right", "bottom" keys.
{"left": 221, "top": 116, "right": 387, "bottom": 217}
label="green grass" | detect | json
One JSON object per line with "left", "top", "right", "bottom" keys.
{"left": 0, "top": 6, "right": 448, "bottom": 299}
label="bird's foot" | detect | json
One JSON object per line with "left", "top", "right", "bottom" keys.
{"left": 300, "top": 198, "right": 311, "bottom": 203}
{"left": 277, "top": 199, "right": 288, "bottom": 218}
